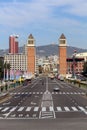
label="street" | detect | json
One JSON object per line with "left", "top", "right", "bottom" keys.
{"left": 0, "top": 76, "right": 87, "bottom": 129}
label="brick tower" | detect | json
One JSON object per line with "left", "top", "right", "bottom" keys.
{"left": 9, "top": 35, "right": 19, "bottom": 54}
{"left": 58, "top": 34, "right": 67, "bottom": 76}
{"left": 27, "top": 34, "right": 36, "bottom": 74}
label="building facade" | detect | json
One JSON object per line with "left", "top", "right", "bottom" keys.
{"left": 75, "top": 52, "right": 87, "bottom": 61}
{"left": 58, "top": 34, "right": 67, "bottom": 76}
{"left": 4, "top": 53, "right": 27, "bottom": 72}
{"left": 67, "top": 57, "right": 84, "bottom": 74}
{"left": 9, "top": 35, "right": 19, "bottom": 54}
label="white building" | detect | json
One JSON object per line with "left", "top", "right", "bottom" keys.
{"left": 76, "top": 52, "right": 87, "bottom": 61}
{"left": 4, "top": 53, "right": 27, "bottom": 72}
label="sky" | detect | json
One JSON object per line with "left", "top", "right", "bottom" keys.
{"left": 0, "top": 0, "right": 87, "bottom": 49}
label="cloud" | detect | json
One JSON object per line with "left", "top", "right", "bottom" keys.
{"left": 0, "top": 1, "right": 50, "bottom": 27}
{"left": 0, "top": 0, "right": 87, "bottom": 29}
{"left": 0, "top": 0, "right": 87, "bottom": 49}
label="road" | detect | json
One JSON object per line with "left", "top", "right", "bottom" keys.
{"left": 0, "top": 75, "right": 87, "bottom": 129}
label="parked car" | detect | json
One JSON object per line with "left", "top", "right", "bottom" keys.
{"left": 58, "top": 75, "right": 64, "bottom": 81}
{"left": 60, "top": 76, "right": 64, "bottom": 81}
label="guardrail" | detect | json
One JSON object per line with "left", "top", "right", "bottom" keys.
{"left": 65, "top": 78, "right": 87, "bottom": 89}
{"left": 0, "top": 80, "right": 23, "bottom": 93}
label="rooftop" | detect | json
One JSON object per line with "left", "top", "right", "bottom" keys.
{"left": 59, "top": 33, "right": 66, "bottom": 39}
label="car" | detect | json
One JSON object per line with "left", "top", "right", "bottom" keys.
{"left": 53, "top": 86, "right": 60, "bottom": 92}
{"left": 60, "top": 76, "right": 64, "bottom": 81}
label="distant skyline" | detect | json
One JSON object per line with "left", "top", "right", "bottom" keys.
{"left": 0, "top": 0, "right": 87, "bottom": 49}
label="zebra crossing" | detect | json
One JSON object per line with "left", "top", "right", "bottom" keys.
{"left": 0, "top": 105, "right": 87, "bottom": 119}
{"left": 10, "top": 91, "right": 85, "bottom": 95}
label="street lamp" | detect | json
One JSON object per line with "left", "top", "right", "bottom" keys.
{"left": 72, "top": 50, "right": 77, "bottom": 78}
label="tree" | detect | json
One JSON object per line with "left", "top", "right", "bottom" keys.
{"left": 4, "top": 61, "right": 10, "bottom": 80}
{"left": 0, "top": 58, "right": 4, "bottom": 80}
{"left": 38, "top": 65, "right": 43, "bottom": 74}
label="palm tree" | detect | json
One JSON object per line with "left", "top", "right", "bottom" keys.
{"left": 4, "top": 61, "right": 10, "bottom": 81}
{"left": 0, "top": 59, "right": 4, "bottom": 80}
{"left": 7, "top": 62, "right": 10, "bottom": 80}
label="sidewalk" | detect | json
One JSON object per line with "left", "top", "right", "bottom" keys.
{"left": 0, "top": 92, "right": 10, "bottom": 103}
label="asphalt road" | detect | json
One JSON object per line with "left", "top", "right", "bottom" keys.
{"left": 0, "top": 75, "right": 87, "bottom": 129}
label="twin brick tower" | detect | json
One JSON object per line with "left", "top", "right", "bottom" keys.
{"left": 26, "top": 33, "right": 67, "bottom": 76}
{"left": 59, "top": 34, "right": 67, "bottom": 76}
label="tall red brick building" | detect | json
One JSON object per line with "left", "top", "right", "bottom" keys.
{"left": 27, "top": 34, "right": 36, "bottom": 74}
{"left": 58, "top": 34, "right": 67, "bottom": 76}
{"left": 9, "top": 35, "right": 19, "bottom": 54}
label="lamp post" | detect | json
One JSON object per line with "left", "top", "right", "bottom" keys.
{"left": 72, "top": 50, "right": 77, "bottom": 78}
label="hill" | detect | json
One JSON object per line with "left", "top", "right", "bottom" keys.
{"left": 0, "top": 44, "right": 87, "bottom": 57}
{"left": 36, "top": 44, "right": 87, "bottom": 57}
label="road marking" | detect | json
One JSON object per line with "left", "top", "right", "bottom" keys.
{"left": 71, "top": 107, "right": 78, "bottom": 111}
{"left": 52, "top": 92, "right": 54, "bottom": 94}
{"left": 19, "top": 114, "right": 23, "bottom": 117}
{"left": 42, "top": 107, "right": 46, "bottom": 112}
{"left": 0, "top": 107, "right": 3, "bottom": 110}
{"left": 49, "top": 106, "right": 54, "bottom": 111}
{"left": 25, "top": 92, "right": 28, "bottom": 94}
{"left": 10, "top": 114, "right": 16, "bottom": 117}
{"left": 2, "top": 107, "right": 10, "bottom": 112}
{"left": 56, "top": 107, "right": 62, "bottom": 112}
{"left": 74, "top": 92, "right": 77, "bottom": 94}
{"left": 26, "top": 114, "right": 29, "bottom": 117}
{"left": 66, "top": 92, "right": 69, "bottom": 94}
{"left": 26, "top": 107, "right": 32, "bottom": 112}
{"left": 78, "top": 106, "right": 87, "bottom": 115}
{"left": 3, "top": 102, "right": 11, "bottom": 105}
{"left": 1, "top": 106, "right": 87, "bottom": 114}
{"left": 34, "top": 107, "right": 39, "bottom": 112}
{"left": 64, "top": 107, "right": 70, "bottom": 111}
{"left": 17, "top": 107, "right": 24, "bottom": 112}
{"left": 9, "top": 91, "right": 85, "bottom": 95}
{"left": 10, "top": 107, "right": 17, "bottom": 112}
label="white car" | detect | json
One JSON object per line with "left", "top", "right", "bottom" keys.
{"left": 53, "top": 87, "right": 60, "bottom": 91}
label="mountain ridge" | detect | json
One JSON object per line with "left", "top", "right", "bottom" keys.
{"left": 0, "top": 44, "right": 87, "bottom": 57}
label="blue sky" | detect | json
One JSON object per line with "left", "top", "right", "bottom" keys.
{"left": 0, "top": 0, "right": 87, "bottom": 49}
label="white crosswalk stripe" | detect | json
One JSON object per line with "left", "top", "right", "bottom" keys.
{"left": 10, "top": 92, "right": 85, "bottom": 95}
{"left": 26, "top": 107, "right": 32, "bottom": 112}
{"left": 71, "top": 107, "right": 78, "bottom": 111}
{"left": 10, "top": 107, "right": 17, "bottom": 112}
{"left": 56, "top": 107, "right": 62, "bottom": 112}
{"left": 0, "top": 104, "right": 87, "bottom": 119}
{"left": 49, "top": 106, "right": 54, "bottom": 111}
{"left": 78, "top": 106, "right": 87, "bottom": 115}
{"left": 64, "top": 107, "right": 70, "bottom": 111}
{"left": 17, "top": 107, "right": 24, "bottom": 112}
{"left": 0, "top": 107, "right": 3, "bottom": 110}
{"left": 42, "top": 107, "right": 46, "bottom": 112}
{"left": 0, "top": 106, "right": 87, "bottom": 114}
{"left": 2, "top": 107, "right": 10, "bottom": 112}
{"left": 34, "top": 107, "right": 39, "bottom": 112}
